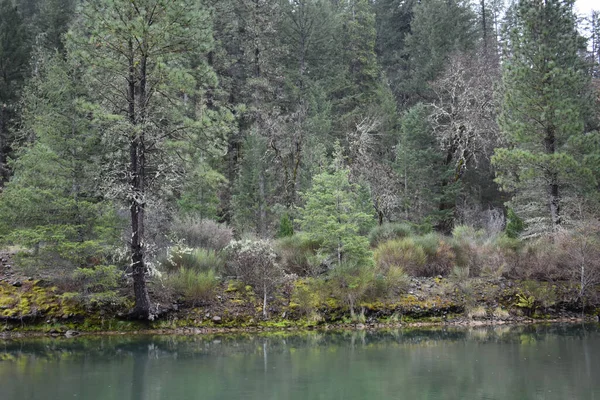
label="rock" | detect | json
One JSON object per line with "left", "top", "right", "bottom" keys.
{"left": 11, "top": 281, "right": 22, "bottom": 287}
{"left": 212, "top": 316, "right": 222, "bottom": 323}
{"left": 65, "top": 330, "right": 79, "bottom": 338}
{"left": 5, "top": 265, "right": 11, "bottom": 269}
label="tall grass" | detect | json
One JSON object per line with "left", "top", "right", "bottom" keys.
{"left": 368, "top": 223, "right": 414, "bottom": 247}
{"left": 167, "top": 267, "right": 219, "bottom": 305}
{"left": 162, "top": 246, "right": 225, "bottom": 274}
{"left": 275, "top": 233, "right": 321, "bottom": 276}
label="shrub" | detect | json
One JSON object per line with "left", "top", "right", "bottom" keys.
{"left": 555, "top": 226, "right": 600, "bottom": 304}
{"left": 167, "top": 268, "right": 219, "bottom": 305}
{"left": 62, "top": 265, "right": 128, "bottom": 310}
{"left": 226, "top": 239, "right": 284, "bottom": 317}
{"left": 277, "top": 214, "right": 294, "bottom": 238}
{"left": 375, "top": 265, "right": 410, "bottom": 298}
{"left": 374, "top": 234, "right": 455, "bottom": 277}
{"left": 505, "top": 208, "right": 524, "bottom": 239}
{"left": 368, "top": 223, "right": 413, "bottom": 247}
{"left": 171, "top": 217, "right": 233, "bottom": 251}
{"left": 275, "top": 234, "right": 321, "bottom": 276}
{"left": 328, "top": 261, "right": 377, "bottom": 319}
{"left": 413, "top": 233, "right": 455, "bottom": 276}
{"left": 374, "top": 238, "right": 426, "bottom": 274}
{"left": 162, "top": 246, "right": 225, "bottom": 274}
{"left": 492, "top": 307, "right": 510, "bottom": 320}
{"left": 290, "top": 278, "right": 325, "bottom": 319}
{"left": 467, "top": 305, "right": 487, "bottom": 319}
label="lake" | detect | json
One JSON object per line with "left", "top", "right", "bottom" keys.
{"left": 1, "top": 324, "right": 599, "bottom": 400}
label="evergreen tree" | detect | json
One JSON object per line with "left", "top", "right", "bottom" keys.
{"left": 37, "top": 0, "right": 76, "bottom": 53}
{"left": 298, "top": 146, "right": 374, "bottom": 267}
{"left": 493, "top": 0, "right": 592, "bottom": 234}
{"left": 402, "top": 0, "right": 477, "bottom": 102}
{"left": 0, "top": 0, "right": 30, "bottom": 185}
{"left": 68, "top": 0, "right": 220, "bottom": 318}
{"left": 0, "top": 52, "right": 118, "bottom": 266}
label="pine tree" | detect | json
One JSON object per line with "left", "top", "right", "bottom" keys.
{"left": 402, "top": 0, "right": 477, "bottom": 102}
{"left": 68, "top": 0, "right": 219, "bottom": 318}
{"left": 0, "top": 52, "right": 118, "bottom": 266}
{"left": 0, "top": 0, "right": 30, "bottom": 185}
{"left": 298, "top": 146, "right": 374, "bottom": 267}
{"left": 493, "top": 0, "right": 592, "bottom": 234}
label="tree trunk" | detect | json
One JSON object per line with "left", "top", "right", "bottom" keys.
{"left": 128, "top": 41, "right": 151, "bottom": 319}
{"left": 263, "top": 283, "right": 268, "bottom": 318}
{"left": 258, "top": 169, "right": 267, "bottom": 237}
{"left": 544, "top": 126, "right": 561, "bottom": 228}
{"left": 0, "top": 104, "right": 8, "bottom": 187}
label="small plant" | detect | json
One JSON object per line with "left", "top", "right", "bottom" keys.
{"left": 467, "top": 305, "right": 487, "bottom": 319}
{"left": 291, "top": 278, "right": 323, "bottom": 317}
{"left": 63, "top": 265, "right": 128, "bottom": 310}
{"left": 374, "top": 238, "right": 426, "bottom": 274}
{"left": 492, "top": 307, "right": 510, "bottom": 320}
{"left": 505, "top": 208, "right": 524, "bottom": 239}
{"left": 277, "top": 214, "right": 294, "bottom": 238}
{"left": 515, "top": 293, "right": 535, "bottom": 316}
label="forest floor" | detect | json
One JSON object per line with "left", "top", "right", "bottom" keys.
{"left": 1, "top": 251, "right": 598, "bottom": 338}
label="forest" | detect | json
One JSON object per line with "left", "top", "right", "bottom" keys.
{"left": 1, "top": 0, "right": 600, "bottom": 326}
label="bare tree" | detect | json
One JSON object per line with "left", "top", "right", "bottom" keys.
{"left": 226, "top": 239, "right": 284, "bottom": 318}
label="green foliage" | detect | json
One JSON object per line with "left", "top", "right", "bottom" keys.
{"left": 395, "top": 103, "right": 453, "bottom": 224}
{"left": 166, "top": 268, "right": 219, "bottom": 305}
{"left": 73, "top": 265, "right": 122, "bottom": 293}
{"left": 277, "top": 214, "right": 294, "bottom": 238}
{"left": 162, "top": 246, "right": 225, "bottom": 275}
{"left": 0, "top": 52, "right": 120, "bottom": 269}
{"left": 328, "top": 261, "right": 376, "bottom": 317}
{"left": 515, "top": 293, "right": 535, "bottom": 313}
{"left": 402, "top": 0, "right": 477, "bottom": 98}
{"left": 505, "top": 209, "right": 524, "bottom": 239}
{"left": 374, "top": 238, "right": 426, "bottom": 274}
{"left": 374, "top": 233, "right": 456, "bottom": 277}
{"left": 275, "top": 234, "right": 321, "bottom": 277}
{"left": 67, "top": 265, "right": 127, "bottom": 310}
{"left": 0, "top": 0, "right": 30, "bottom": 103}
{"left": 298, "top": 156, "right": 374, "bottom": 267}
{"left": 290, "top": 278, "right": 325, "bottom": 319}
{"left": 493, "top": 0, "right": 594, "bottom": 232}
{"left": 368, "top": 222, "right": 413, "bottom": 247}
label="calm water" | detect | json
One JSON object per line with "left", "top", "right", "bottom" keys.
{"left": 1, "top": 324, "right": 599, "bottom": 400}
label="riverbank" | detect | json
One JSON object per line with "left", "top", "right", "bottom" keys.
{"left": 1, "top": 274, "right": 598, "bottom": 338}
{"left": 2, "top": 248, "right": 599, "bottom": 338}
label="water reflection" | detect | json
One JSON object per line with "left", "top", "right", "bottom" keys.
{"left": 1, "top": 324, "right": 599, "bottom": 400}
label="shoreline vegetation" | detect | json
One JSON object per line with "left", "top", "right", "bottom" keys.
{"left": 1, "top": 0, "right": 600, "bottom": 338}
{"left": 0, "top": 225, "right": 600, "bottom": 338}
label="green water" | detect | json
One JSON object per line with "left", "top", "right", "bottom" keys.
{"left": 1, "top": 324, "right": 599, "bottom": 400}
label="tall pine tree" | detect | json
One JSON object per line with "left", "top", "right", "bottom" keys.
{"left": 493, "top": 0, "right": 592, "bottom": 235}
